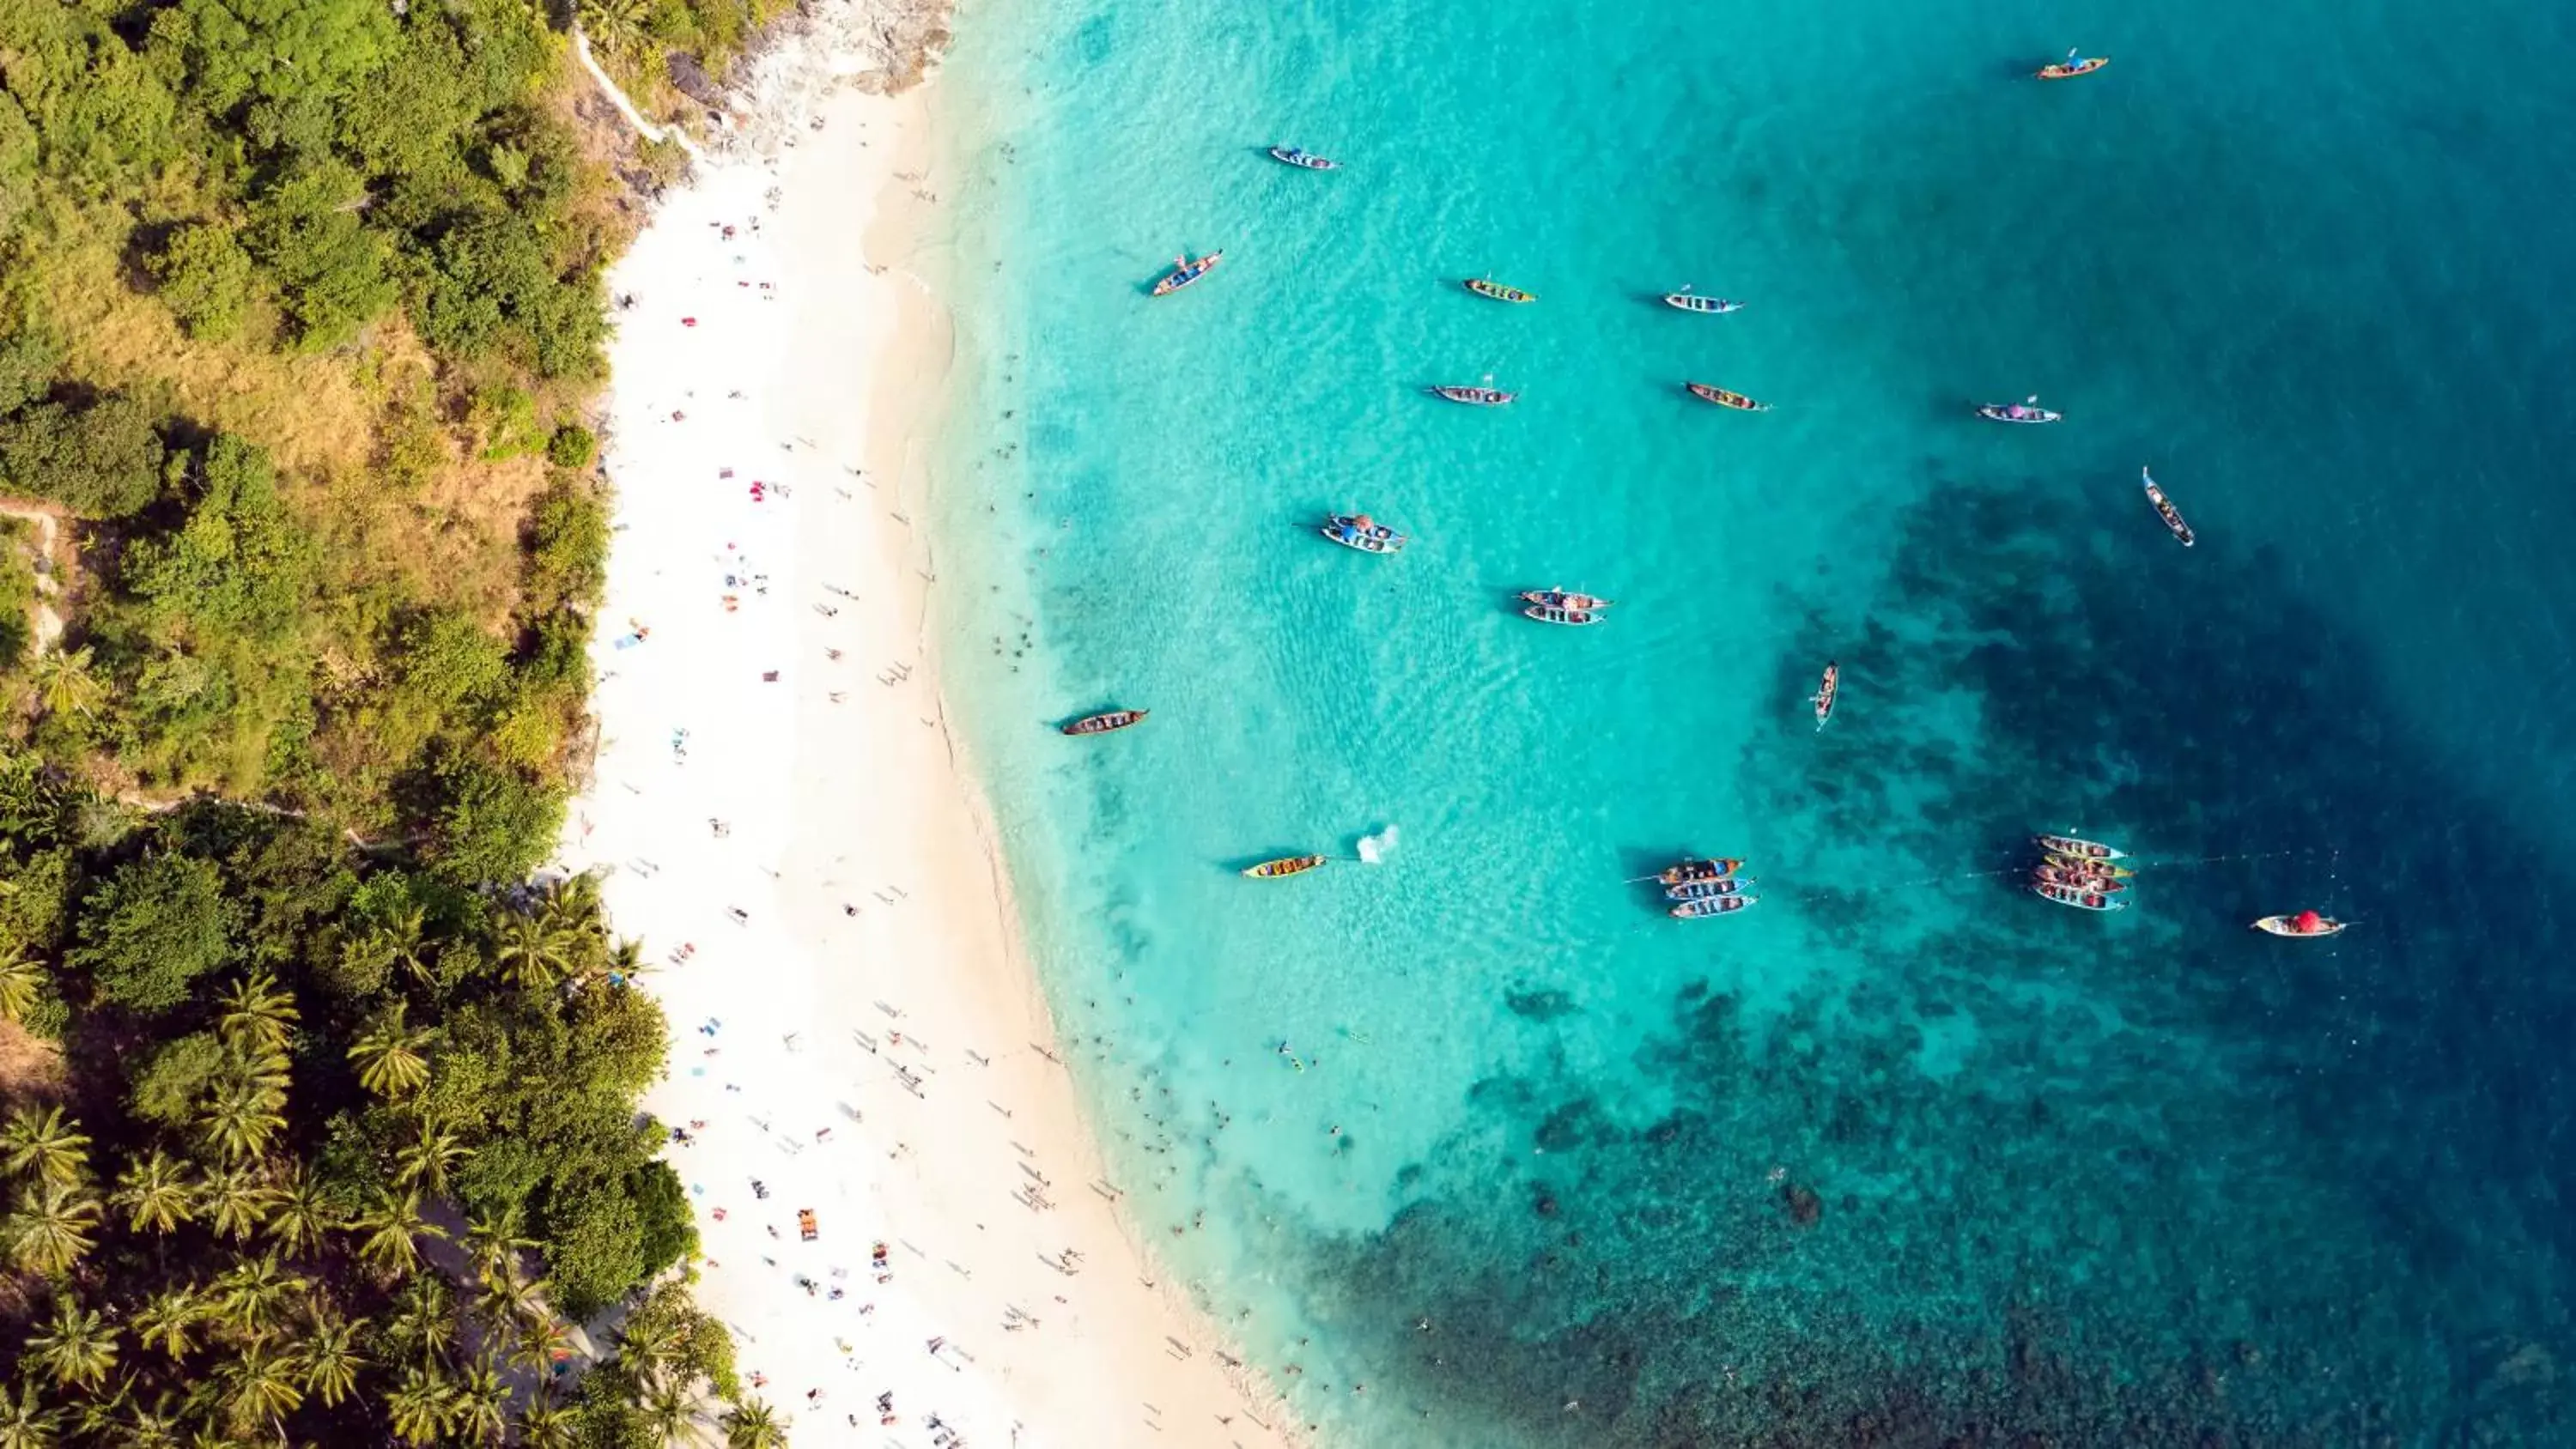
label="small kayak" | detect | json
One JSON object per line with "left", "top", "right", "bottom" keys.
{"left": 2254, "top": 911, "right": 2347, "bottom": 938}
{"left": 2037, "top": 56, "right": 2109, "bottom": 81}
{"left": 1520, "top": 587, "right": 1612, "bottom": 611}
{"left": 1268, "top": 147, "right": 1338, "bottom": 170}
{"left": 1243, "top": 854, "right": 1327, "bottom": 879}
{"left": 1978, "top": 397, "right": 2060, "bottom": 423}
{"left": 1810, "top": 661, "right": 1839, "bottom": 731}
{"left": 1670, "top": 894, "right": 1759, "bottom": 920}
{"left": 2032, "top": 882, "right": 2125, "bottom": 912}
{"left": 1522, "top": 604, "right": 1606, "bottom": 627}
{"left": 1465, "top": 278, "right": 1537, "bottom": 304}
{"left": 2034, "top": 833, "right": 2125, "bottom": 860}
{"left": 1428, "top": 384, "right": 1517, "bottom": 405}
{"left": 1663, "top": 288, "right": 1743, "bottom": 314}
{"left": 1151, "top": 251, "right": 1224, "bottom": 297}
{"left": 1686, "top": 382, "right": 1771, "bottom": 412}
{"left": 2142, "top": 467, "right": 2195, "bottom": 547}
{"left": 1061, "top": 709, "right": 1149, "bottom": 737}
{"left": 1322, "top": 513, "right": 1407, "bottom": 554}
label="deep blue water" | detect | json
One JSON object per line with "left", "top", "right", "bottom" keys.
{"left": 914, "top": 0, "right": 2576, "bottom": 1441}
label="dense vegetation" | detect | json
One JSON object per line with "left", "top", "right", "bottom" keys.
{"left": 0, "top": 0, "right": 790, "bottom": 1440}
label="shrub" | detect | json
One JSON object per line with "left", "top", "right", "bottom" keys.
{"left": 67, "top": 852, "right": 239, "bottom": 1012}
{"left": 467, "top": 385, "right": 544, "bottom": 461}
{"left": 149, "top": 222, "right": 258, "bottom": 340}
{"left": 544, "top": 423, "right": 596, "bottom": 470}
{"left": 0, "top": 394, "right": 168, "bottom": 518}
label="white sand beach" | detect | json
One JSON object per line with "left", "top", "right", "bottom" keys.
{"left": 553, "top": 36, "right": 1303, "bottom": 1449}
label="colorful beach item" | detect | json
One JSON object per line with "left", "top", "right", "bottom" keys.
{"left": 1151, "top": 251, "right": 1224, "bottom": 296}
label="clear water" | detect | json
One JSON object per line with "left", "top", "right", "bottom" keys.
{"left": 914, "top": 0, "right": 2576, "bottom": 1441}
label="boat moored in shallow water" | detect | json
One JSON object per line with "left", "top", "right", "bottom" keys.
{"left": 1428, "top": 381, "right": 1518, "bottom": 405}
{"left": 2045, "top": 853, "right": 2133, "bottom": 878}
{"left": 1522, "top": 604, "right": 1605, "bottom": 626}
{"left": 2254, "top": 910, "right": 2347, "bottom": 938}
{"left": 2142, "top": 467, "right": 2196, "bottom": 546}
{"left": 1322, "top": 513, "right": 1408, "bottom": 554}
{"left": 1670, "top": 894, "right": 1759, "bottom": 919}
{"left": 1061, "top": 709, "right": 1149, "bottom": 737}
{"left": 1686, "top": 382, "right": 1771, "bottom": 412}
{"left": 1268, "top": 146, "right": 1338, "bottom": 170}
{"left": 2034, "top": 833, "right": 2127, "bottom": 859}
{"left": 2033, "top": 882, "right": 2125, "bottom": 911}
{"left": 1151, "top": 251, "right": 1224, "bottom": 296}
{"left": 1663, "top": 287, "right": 1743, "bottom": 314}
{"left": 1520, "top": 587, "right": 1612, "bottom": 610}
{"left": 2037, "top": 51, "right": 2110, "bottom": 80}
{"left": 1658, "top": 857, "right": 1747, "bottom": 886}
{"left": 1667, "top": 876, "right": 1756, "bottom": 902}
{"left": 1242, "top": 855, "right": 1327, "bottom": 879}
{"left": 1465, "top": 277, "right": 1537, "bottom": 304}
{"left": 1811, "top": 661, "right": 1839, "bottom": 730}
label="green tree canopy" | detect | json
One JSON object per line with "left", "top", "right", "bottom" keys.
{"left": 0, "top": 393, "right": 169, "bottom": 518}
{"left": 67, "top": 852, "right": 239, "bottom": 1011}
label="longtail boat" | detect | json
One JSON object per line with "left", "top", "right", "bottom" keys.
{"left": 1322, "top": 513, "right": 1408, "bottom": 554}
{"left": 1242, "top": 855, "right": 1327, "bottom": 880}
{"left": 1811, "top": 661, "right": 1839, "bottom": 730}
{"left": 1670, "top": 894, "right": 1759, "bottom": 920}
{"left": 1268, "top": 146, "right": 1338, "bottom": 170}
{"left": 1658, "top": 857, "right": 1747, "bottom": 886}
{"left": 1522, "top": 604, "right": 1605, "bottom": 626}
{"left": 1151, "top": 251, "right": 1224, "bottom": 297}
{"left": 2037, "top": 54, "right": 2109, "bottom": 81}
{"left": 2045, "top": 853, "right": 2133, "bottom": 879}
{"left": 1666, "top": 876, "right": 1756, "bottom": 902}
{"left": 2032, "top": 882, "right": 2125, "bottom": 912}
{"left": 2033, "top": 833, "right": 2126, "bottom": 860}
{"left": 1428, "top": 380, "right": 1517, "bottom": 405}
{"left": 2034, "top": 867, "right": 2127, "bottom": 894}
{"left": 1663, "top": 288, "right": 1743, "bottom": 314}
{"left": 1520, "top": 587, "right": 1612, "bottom": 610}
{"left": 2254, "top": 911, "right": 2348, "bottom": 938}
{"left": 1465, "top": 278, "right": 1536, "bottom": 304}
{"left": 1061, "top": 709, "right": 1148, "bottom": 737}
{"left": 2142, "top": 467, "right": 2195, "bottom": 547}
{"left": 1686, "top": 382, "right": 1771, "bottom": 412}
{"left": 1978, "top": 396, "right": 2060, "bottom": 423}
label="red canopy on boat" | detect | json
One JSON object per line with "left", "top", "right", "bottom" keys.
{"left": 2293, "top": 909, "right": 2324, "bottom": 932}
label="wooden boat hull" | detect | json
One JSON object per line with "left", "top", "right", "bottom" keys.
{"left": 1323, "top": 517, "right": 1406, "bottom": 554}
{"left": 2033, "top": 834, "right": 2126, "bottom": 860}
{"left": 1465, "top": 279, "right": 1536, "bottom": 304}
{"left": 1062, "top": 709, "right": 1149, "bottom": 737}
{"left": 1243, "top": 855, "right": 1327, "bottom": 879}
{"left": 1519, "top": 589, "right": 1612, "bottom": 610}
{"left": 1657, "top": 857, "right": 1747, "bottom": 886}
{"left": 1686, "top": 382, "right": 1771, "bottom": 411}
{"left": 2032, "top": 882, "right": 2125, "bottom": 912}
{"left": 2142, "top": 469, "right": 2196, "bottom": 546}
{"left": 1666, "top": 876, "right": 1754, "bottom": 901}
{"left": 1977, "top": 403, "right": 2062, "bottom": 423}
{"left": 1663, "top": 294, "right": 1742, "bottom": 313}
{"left": 1670, "top": 894, "right": 1759, "bottom": 919}
{"left": 1811, "top": 661, "right": 1839, "bottom": 729}
{"left": 2035, "top": 870, "right": 2127, "bottom": 894}
{"left": 2044, "top": 853, "right": 2133, "bottom": 878}
{"left": 1428, "top": 385, "right": 1517, "bottom": 405}
{"left": 2037, "top": 58, "right": 2109, "bottom": 80}
{"left": 1151, "top": 252, "right": 1224, "bottom": 296}
{"left": 1268, "top": 147, "right": 1338, "bottom": 169}
{"left": 1522, "top": 605, "right": 1605, "bottom": 626}
{"left": 2253, "top": 915, "right": 2348, "bottom": 938}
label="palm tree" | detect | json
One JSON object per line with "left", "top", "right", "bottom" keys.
{"left": 131, "top": 1286, "right": 206, "bottom": 1361}
{"left": 112, "top": 1150, "right": 195, "bottom": 1234}
{"left": 464, "top": 1205, "right": 536, "bottom": 1288}
{"left": 453, "top": 1354, "right": 507, "bottom": 1445}
{"left": 603, "top": 935, "right": 648, "bottom": 984}
{"left": 296, "top": 1312, "right": 366, "bottom": 1408}
{"left": 354, "top": 1186, "right": 446, "bottom": 1276}
{"left": 216, "top": 1344, "right": 302, "bottom": 1435}
{"left": 639, "top": 1369, "right": 717, "bottom": 1447}
{"left": 27, "top": 646, "right": 102, "bottom": 719}
{"left": 383, "top": 1369, "right": 455, "bottom": 1446}
{"left": 195, "top": 1162, "right": 276, "bottom": 1243}
{"left": 392, "top": 1119, "right": 465, "bottom": 1195}
{"left": 4, "top": 1182, "right": 100, "bottom": 1276}
{"left": 214, "top": 972, "right": 300, "bottom": 1055}
{"left": 348, "top": 1000, "right": 434, "bottom": 1097}
{"left": 371, "top": 901, "right": 437, "bottom": 991}
{"left": 476, "top": 1270, "right": 545, "bottom": 1337}
{"left": 509, "top": 1313, "right": 575, "bottom": 1378}
{"left": 260, "top": 1166, "right": 335, "bottom": 1257}
{"left": 198, "top": 1072, "right": 288, "bottom": 1162}
{"left": 0, "top": 1376, "right": 64, "bottom": 1449}
{"left": 514, "top": 1397, "right": 578, "bottom": 1449}
{"left": 25, "top": 1296, "right": 117, "bottom": 1391}
{"left": 722, "top": 1397, "right": 788, "bottom": 1448}
{"left": 492, "top": 913, "right": 569, "bottom": 992}
{"left": 212, "top": 1255, "right": 307, "bottom": 1342}
{"left": 1, "top": 1106, "right": 91, "bottom": 1188}
{"left": 0, "top": 949, "right": 42, "bottom": 1024}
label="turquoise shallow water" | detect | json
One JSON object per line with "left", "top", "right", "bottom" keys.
{"left": 916, "top": 0, "right": 2576, "bottom": 1442}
